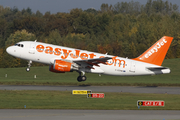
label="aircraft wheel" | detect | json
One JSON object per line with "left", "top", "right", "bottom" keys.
{"left": 77, "top": 76, "right": 82, "bottom": 82}
{"left": 77, "top": 76, "right": 87, "bottom": 82}
{"left": 81, "top": 76, "right": 87, "bottom": 81}
{"left": 26, "top": 67, "right": 30, "bottom": 72}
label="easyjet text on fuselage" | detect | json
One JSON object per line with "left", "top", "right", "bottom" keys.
{"left": 36, "top": 44, "right": 126, "bottom": 68}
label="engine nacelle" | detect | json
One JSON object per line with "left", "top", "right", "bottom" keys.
{"left": 49, "top": 65, "right": 65, "bottom": 73}
{"left": 49, "top": 60, "right": 74, "bottom": 73}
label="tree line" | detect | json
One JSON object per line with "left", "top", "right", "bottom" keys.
{"left": 0, "top": 0, "right": 180, "bottom": 68}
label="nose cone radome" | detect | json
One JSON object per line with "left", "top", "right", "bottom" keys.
{"left": 6, "top": 46, "right": 21, "bottom": 58}
{"left": 6, "top": 46, "right": 17, "bottom": 56}
{"left": 6, "top": 46, "right": 12, "bottom": 55}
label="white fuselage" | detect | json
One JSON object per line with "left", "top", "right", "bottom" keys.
{"left": 6, "top": 41, "right": 170, "bottom": 76}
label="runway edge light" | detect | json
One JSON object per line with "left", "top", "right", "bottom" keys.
{"left": 137, "top": 100, "right": 165, "bottom": 107}
{"left": 72, "top": 90, "right": 92, "bottom": 95}
{"left": 87, "top": 93, "right": 105, "bottom": 98}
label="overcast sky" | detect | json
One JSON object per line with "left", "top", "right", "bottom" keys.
{"left": 0, "top": 0, "right": 180, "bottom": 14}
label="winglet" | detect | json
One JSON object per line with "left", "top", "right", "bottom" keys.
{"left": 133, "top": 36, "right": 173, "bottom": 66}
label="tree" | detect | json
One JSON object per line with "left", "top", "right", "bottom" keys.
{"left": 5, "top": 29, "right": 36, "bottom": 47}
{"left": 69, "top": 8, "right": 83, "bottom": 33}
{"left": 0, "top": 19, "right": 7, "bottom": 47}
{"left": 47, "top": 29, "right": 62, "bottom": 45}
{"left": 13, "top": 16, "right": 44, "bottom": 37}
{"left": 35, "top": 10, "right": 43, "bottom": 17}
{"left": 84, "top": 8, "right": 98, "bottom": 14}
{"left": 100, "top": 3, "right": 113, "bottom": 13}
{"left": 26, "top": 7, "right": 32, "bottom": 15}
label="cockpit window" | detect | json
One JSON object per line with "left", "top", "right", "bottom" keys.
{"left": 15, "top": 44, "right": 24, "bottom": 47}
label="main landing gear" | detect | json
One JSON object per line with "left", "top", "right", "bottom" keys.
{"left": 77, "top": 71, "right": 87, "bottom": 82}
{"left": 26, "top": 60, "right": 32, "bottom": 72}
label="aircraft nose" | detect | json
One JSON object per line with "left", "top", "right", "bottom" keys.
{"left": 6, "top": 46, "right": 21, "bottom": 58}
{"left": 6, "top": 47, "right": 11, "bottom": 54}
{"left": 6, "top": 46, "right": 15, "bottom": 55}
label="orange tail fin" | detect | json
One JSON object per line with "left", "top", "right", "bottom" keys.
{"left": 133, "top": 36, "right": 173, "bottom": 66}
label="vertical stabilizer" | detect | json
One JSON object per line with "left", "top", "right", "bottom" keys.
{"left": 133, "top": 36, "right": 173, "bottom": 66}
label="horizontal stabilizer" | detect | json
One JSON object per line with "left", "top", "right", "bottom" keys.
{"left": 146, "top": 67, "right": 170, "bottom": 74}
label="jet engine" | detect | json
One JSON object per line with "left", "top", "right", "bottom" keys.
{"left": 49, "top": 65, "right": 65, "bottom": 73}
{"left": 49, "top": 60, "right": 78, "bottom": 73}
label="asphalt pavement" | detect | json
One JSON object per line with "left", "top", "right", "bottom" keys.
{"left": 0, "top": 85, "right": 180, "bottom": 94}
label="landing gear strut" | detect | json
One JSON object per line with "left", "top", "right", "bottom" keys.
{"left": 26, "top": 60, "right": 32, "bottom": 72}
{"left": 77, "top": 71, "right": 87, "bottom": 82}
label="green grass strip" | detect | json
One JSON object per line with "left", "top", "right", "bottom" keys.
{"left": 0, "top": 90, "right": 180, "bottom": 110}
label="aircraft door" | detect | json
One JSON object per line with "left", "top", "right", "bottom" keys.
{"left": 130, "top": 62, "right": 136, "bottom": 72}
{"left": 29, "top": 44, "right": 35, "bottom": 54}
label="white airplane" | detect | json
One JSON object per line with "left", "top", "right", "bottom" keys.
{"left": 6, "top": 36, "right": 173, "bottom": 82}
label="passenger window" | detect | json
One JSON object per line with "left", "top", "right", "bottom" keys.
{"left": 21, "top": 44, "right": 24, "bottom": 47}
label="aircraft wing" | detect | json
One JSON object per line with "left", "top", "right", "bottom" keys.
{"left": 73, "top": 57, "right": 112, "bottom": 69}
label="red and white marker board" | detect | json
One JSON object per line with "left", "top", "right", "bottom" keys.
{"left": 137, "top": 100, "right": 165, "bottom": 107}
{"left": 87, "top": 93, "right": 105, "bottom": 98}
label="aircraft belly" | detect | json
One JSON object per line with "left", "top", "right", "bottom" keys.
{"left": 100, "top": 63, "right": 155, "bottom": 76}
{"left": 100, "top": 65, "right": 130, "bottom": 76}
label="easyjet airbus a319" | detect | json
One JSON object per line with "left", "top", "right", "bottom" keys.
{"left": 6, "top": 36, "right": 173, "bottom": 82}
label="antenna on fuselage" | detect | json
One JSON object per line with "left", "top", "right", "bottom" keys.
{"left": 34, "top": 40, "right": 37, "bottom": 42}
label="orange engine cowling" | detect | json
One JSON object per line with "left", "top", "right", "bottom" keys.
{"left": 49, "top": 65, "right": 65, "bottom": 73}
{"left": 49, "top": 60, "right": 72, "bottom": 73}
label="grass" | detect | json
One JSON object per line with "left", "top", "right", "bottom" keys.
{"left": 0, "top": 58, "right": 180, "bottom": 86}
{"left": 0, "top": 90, "right": 179, "bottom": 110}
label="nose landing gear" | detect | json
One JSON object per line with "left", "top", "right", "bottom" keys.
{"left": 26, "top": 60, "right": 32, "bottom": 72}
{"left": 77, "top": 71, "right": 87, "bottom": 82}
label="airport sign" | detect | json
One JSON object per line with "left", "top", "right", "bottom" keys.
{"left": 137, "top": 100, "right": 165, "bottom": 107}
{"left": 87, "top": 93, "right": 105, "bottom": 98}
{"left": 72, "top": 90, "right": 91, "bottom": 95}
